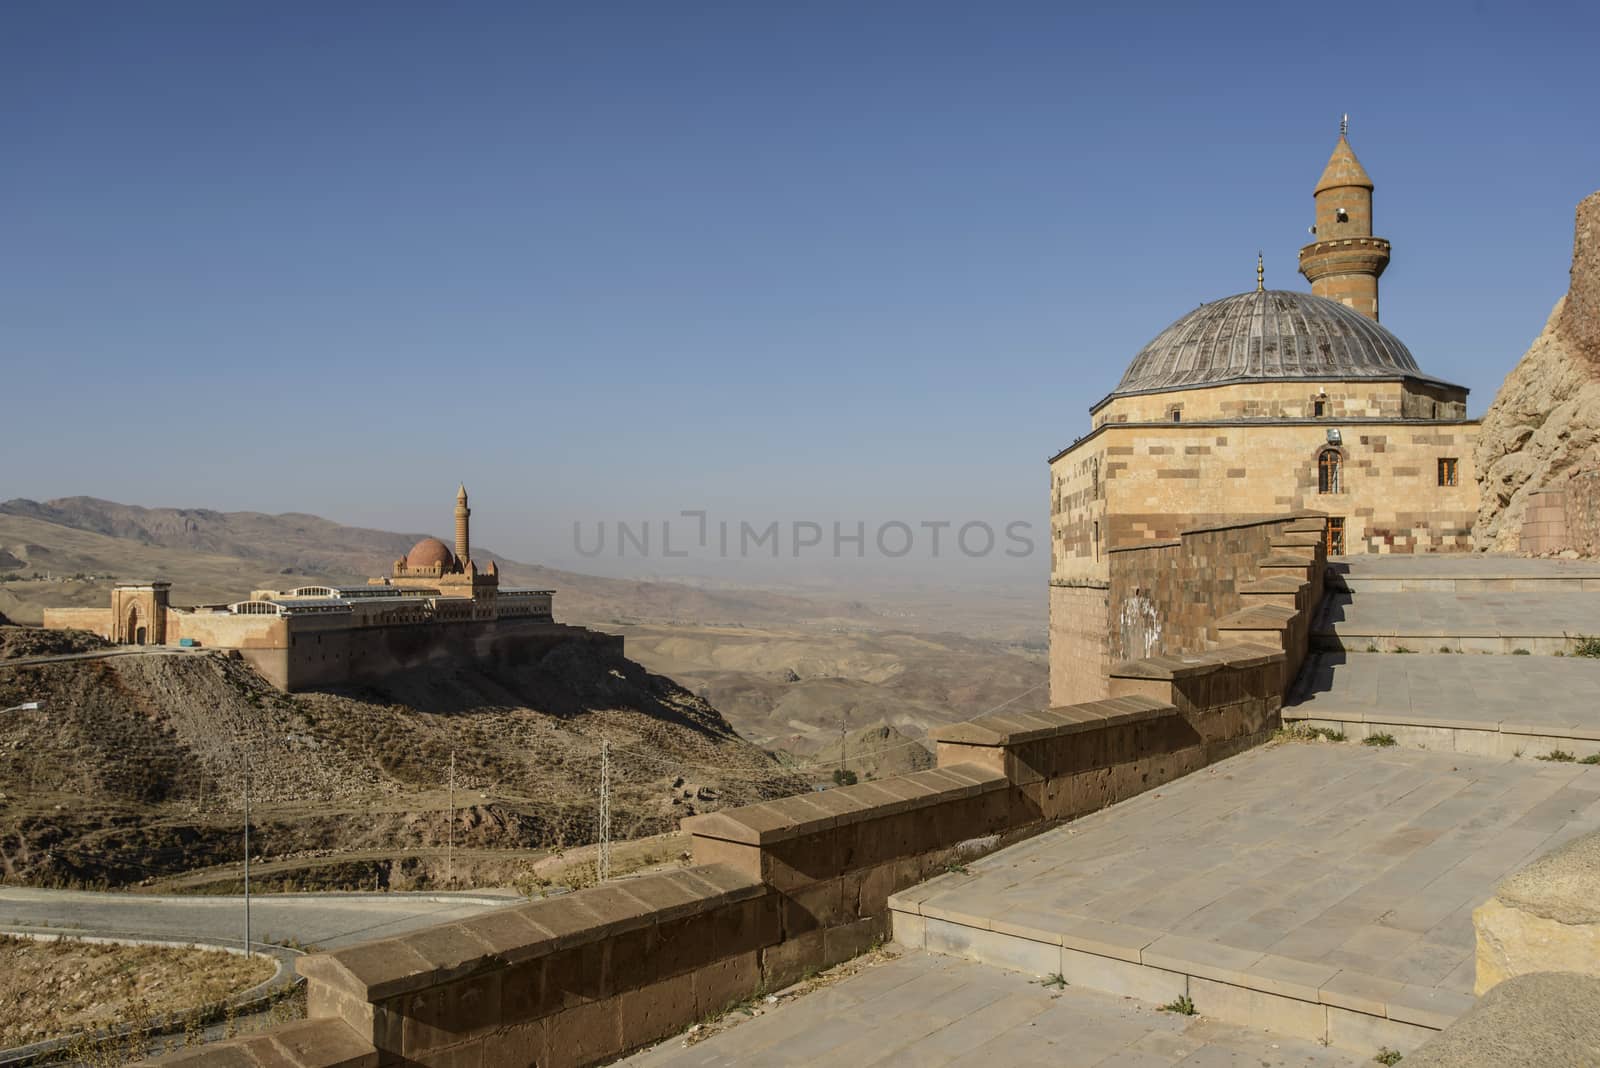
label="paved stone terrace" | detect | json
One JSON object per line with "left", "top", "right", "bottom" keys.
{"left": 1289, "top": 653, "right": 1600, "bottom": 753}
{"left": 619, "top": 951, "right": 1364, "bottom": 1067}
{"left": 889, "top": 744, "right": 1600, "bottom": 1039}
{"left": 1315, "top": 590, "right": 1600, "bottom": 650}
{"left": 1328, "top": 554, "right": 1600, "bottom": 581}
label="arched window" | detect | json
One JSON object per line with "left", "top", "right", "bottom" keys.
{"left": 1318, "top": 449, "right": 1342, "bottom": 494}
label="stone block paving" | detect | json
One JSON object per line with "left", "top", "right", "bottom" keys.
{"left": 1292, "top": 652, "right": 1600, "bottom": 743}
{"left": 1328, "top": 555, "right": 1600, "bottom": 580}
{"left": 617, "top": 951, "right": 1363, "bottom": 1067}
{"left": 1316, "top": 590, "right": 1600, "bottom": 643}
{"left": 896, "top": 745, "right": 1599, "bottom": 1008}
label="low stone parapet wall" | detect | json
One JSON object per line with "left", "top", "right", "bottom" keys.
{"left": 682, "top": 763, "right": 1011, "bottom": 987}
{"left": 296, "top": 864, "right": 776, "bottom": 1067}
{"left": 932, "top": 695, "right": 1201, "bottom": 823}
{"left": 1107, "top": 644, "right": 1286, "bottom": 759}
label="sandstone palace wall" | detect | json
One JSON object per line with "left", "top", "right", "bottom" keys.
{"left": 234, "top": 618, "right": 621, "bottom": 691}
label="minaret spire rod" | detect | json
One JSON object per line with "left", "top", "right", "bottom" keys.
{"left": 1341, "top": 112, "right": 1349, "bottom": 137}
{"left": 1256, "top": 251, "right": 1265, "bottom": 292}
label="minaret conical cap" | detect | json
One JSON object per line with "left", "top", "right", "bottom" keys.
{"left": 1314, "top": 134, "right": 1373, "bottom": 194}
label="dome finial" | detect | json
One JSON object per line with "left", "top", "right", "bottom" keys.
{"left": 1256, "top": 251, "right": 1264, "bottom": 292}
{"left": 1341, "top": 112, "right": 1348, "bottom": 137}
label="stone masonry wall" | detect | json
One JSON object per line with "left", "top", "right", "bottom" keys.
{"left": 1519, "top": 472, "right": 1600, "bottom": 556}
{"left": 1106, "top": 515, "right": 1317, "bottom": 665}
{"left": 1092, "top": 421, "right": 1478, "bottom": 554}
{"left": 38, "top": 606, "right": 114, "bottom": 639}
{"left": 1091, "top": 378, "right": 1466, "bottom": 425}
{"left": 1047, "top": 582, "right": 1111, "bottom": 707}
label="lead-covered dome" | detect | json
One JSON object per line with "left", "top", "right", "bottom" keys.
{"left": 1110, "top": 289, "right": 1424, "bottom": 399}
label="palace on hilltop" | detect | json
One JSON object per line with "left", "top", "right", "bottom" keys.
{"left": 43, "top": 487, "right": 616, "bottom": 691}
{"left": 1048, "top": 125, "right": 1482, "bottom": 704}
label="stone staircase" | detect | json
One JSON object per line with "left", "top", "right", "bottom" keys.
{"left": 1205, "top": 519, "right": 1328, "bottom": 667}
{"left": 1313, "top": 556, "right": 1600, "bottom": 656}
{"left": 1287, "top": 554, "right": 1600, "bottom": 756}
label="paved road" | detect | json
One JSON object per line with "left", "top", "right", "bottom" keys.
{"left": 0, "top": 645, "right": 196, "bottom": 670}
{"left": 0, "top": 886, "right": 520, "bottom": 951}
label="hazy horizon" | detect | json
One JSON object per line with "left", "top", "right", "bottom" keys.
{"left": 5, "top": 2, "right": 1596, "bottom": 593}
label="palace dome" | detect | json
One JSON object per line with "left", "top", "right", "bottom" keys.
{"left": 404, "top": 537, "right": 455, "bottom": 569}
{"left": 1107, "top": 289, "right": 1430, "bottom": 402}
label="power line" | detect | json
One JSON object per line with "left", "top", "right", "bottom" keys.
{"left": 447, "top": 748, "right": 455, "bottom": 890}
{"left": 596, "top": 738, "right": 612, "bottom": 884}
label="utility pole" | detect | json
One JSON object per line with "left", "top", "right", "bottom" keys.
{"left": 242, "top": 748, "right": 251, "bottom": 957}
{"left": 597, "top": 739, "right": 611, "bottom": 884}
{"left": 839, "top": 707, "right": 848, "bottom": 784}
{"left": 447, "top": 749, "right": 455, "bottom": 890}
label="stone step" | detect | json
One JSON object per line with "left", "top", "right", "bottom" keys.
{"left": 1311, "top": 632, "right": 1580, "bottom": 656}
{"left": 1331, "top": 574, "right": 1600, "bottom": 594}
{"left": 1215, "top": 604, "right": 1298, "bottom": 632}
{"left": 1240, "top": 575, "right": 1308, "bottom": 609}
{"left": 1259, "top": 554, "right": 1319, "bottom": 581}
{"left": 1312, "top": 591, "right": 1600, "bottom": 656}
{"left": 1239, "top": 575, "right": 1309, "bottom": 596}
{"left": 1285, "top": 652, "right": 1600, "bottom": 754}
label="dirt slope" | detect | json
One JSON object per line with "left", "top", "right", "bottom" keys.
{"left": 0, "top": 633, "right": 802, "bottom": 888}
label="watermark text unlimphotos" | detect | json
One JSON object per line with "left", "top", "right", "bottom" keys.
{"left": 573, "top": 512, "right": 1036, "bottom": 559}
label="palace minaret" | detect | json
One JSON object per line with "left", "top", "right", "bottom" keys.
{"left": 455, "top": 483, "right": 471, "bottom": 563}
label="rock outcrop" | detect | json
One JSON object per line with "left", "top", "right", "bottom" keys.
{"left": 1474, "top": 191, "right": 1600, "bottom": 552}
{"left": 1474, "top": 828, "right": 1600, "bottom": 995}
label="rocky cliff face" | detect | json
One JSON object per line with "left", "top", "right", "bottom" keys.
{"left": 1474, "top": 192, "right": 1600, "bottom": 552}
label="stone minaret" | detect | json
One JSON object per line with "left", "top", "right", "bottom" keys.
{"left": 1298, "top": 118, "right": 1390, "bottom": 320}
{"left": 455, "top": 483, "right": 471, "bottom": 564}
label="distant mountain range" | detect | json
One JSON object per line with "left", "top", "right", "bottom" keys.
{"left": 0, "top": 496, "right": 879, "bottom": 628}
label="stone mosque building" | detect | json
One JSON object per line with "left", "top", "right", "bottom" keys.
{"left": 1049, "top": 126, "right": 1482, "bottom": 702}
{"left": 42, "top": 487, "right": 618, "bottom": 691}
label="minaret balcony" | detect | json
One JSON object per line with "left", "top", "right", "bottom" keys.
{"left": 1298, "top": 237, "right": 1391, "bottom": 281}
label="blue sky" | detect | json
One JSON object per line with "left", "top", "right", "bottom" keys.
{"left": 3, "top": 2, "right": 1596, "bottom": 585}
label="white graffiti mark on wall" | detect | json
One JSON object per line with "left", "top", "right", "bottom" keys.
{"left": 1118, "top": 591, "right": 1162, "bottom": 660}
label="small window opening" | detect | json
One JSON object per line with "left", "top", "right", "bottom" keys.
{"left": 1171, "top": 410, "right": 1181, "bottom": 423}
{"left": 1313, "top": 400, "right": 1326, "bottom": 417}
{"left": 1093, "top": 521, "right": 1101, "bottom": 562}
{"left": 1327, "top": 518, "right": 1346, "bottom": 555}
{"left": 1438, "top": 458, "right": 1459, "bottom": 487}
{"left": 1318, "top": 449, "right": 1343, "bottom": 494}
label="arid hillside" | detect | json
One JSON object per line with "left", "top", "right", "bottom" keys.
{"left": 614, "top": 621, "right": 1045, "bottom": 754}
{"left": 0, "top": 498, "right": 1048, "bottom": 754}
{"left": 0, "top": 630, "right": 803, "bottom": 889}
